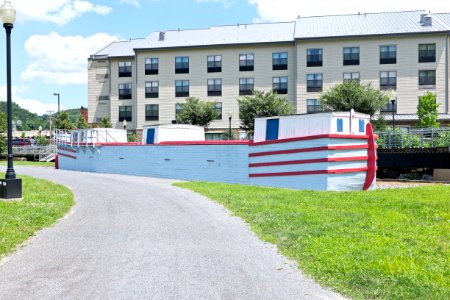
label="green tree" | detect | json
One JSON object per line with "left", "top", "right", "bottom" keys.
{"left": 76, "top": 113, "right": 88, "bottom": 129}
{"left": 417, "top": 92, "right": 439, "bottom": 128}
{"left": 176, "top": 97, "right": 219, "bottom": 129}
{"left": 238, "top": 90, "right": 293, "bottom": 134}
{"left": 54, "top": 111, "right": 75, "bottom": 130}
{"left": 100, "top": 115, "right": 112, "bottom": 128}
{"left": 320, "top": 81, "right": 389, "bottom": 117}
{"left": 35, "top": 135, "right": 50, "bottom": 145}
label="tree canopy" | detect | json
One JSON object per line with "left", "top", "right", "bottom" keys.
{"left": 176, "top": 97, "right": 220, "bottom": 129}
{"left": 417, "top": 92, "right": 439, "bottom": 128}
{"left": 238, "top": 90, "right": 293, "bottom": 134}
{"left": 320, "top": 82, "right": 389, "bottom": 117}
{"left": 99, "top": 115, "right": 112, "bottom": 128}
{"left": 76, "top": 113, "right": 88, "bottom": 129}
{"left": 54, "top": 111, "right": 75, "bottom": 130}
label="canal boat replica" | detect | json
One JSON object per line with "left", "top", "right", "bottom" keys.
{"left": 55, "top": 111, "right": 377, "bottom": 191}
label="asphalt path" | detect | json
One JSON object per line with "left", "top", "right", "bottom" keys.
{"left": 0, "top": 167, "right": 344, "bottom": 300}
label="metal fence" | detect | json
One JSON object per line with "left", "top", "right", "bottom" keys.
{"left": 376, "top": 127, "right": 450, "bottom": 149}
{"left": 11, "top": 145, "right": 57, "bottom": 161}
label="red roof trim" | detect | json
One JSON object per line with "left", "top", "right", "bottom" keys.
{"left": 250, "top": 134, "right": 369, "bottom": 146}
{"left": 57, "top": 152, "right": 77, "bottom": 159}
{"left": 249, "top": 156, "right": 368, "bottom": 168}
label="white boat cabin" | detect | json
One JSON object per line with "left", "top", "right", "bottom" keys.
{"left": 253, "top": 111, "right": 371, "bottom": 143}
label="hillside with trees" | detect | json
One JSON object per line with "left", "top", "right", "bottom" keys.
{"left": 0, "top": 101, "right": 84, "bottom": 131}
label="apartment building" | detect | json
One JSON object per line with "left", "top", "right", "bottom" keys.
{"left": 88, "top": 11, "right": 450, "bottom": 133}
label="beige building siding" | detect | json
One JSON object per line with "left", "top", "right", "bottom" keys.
{"left": 296, "top": 34, "right": 449, "bottom": 115}
{"left": 134, "top": 43, "right": 296, "bottom": 131}
{"left": 87, "top": 59, "right": 111, "bottom": 123}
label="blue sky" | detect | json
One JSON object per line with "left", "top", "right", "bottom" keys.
{"left": 3, "top": 0, "right": 448, "bottom": 115}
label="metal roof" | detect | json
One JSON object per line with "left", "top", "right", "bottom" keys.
{"left": 90, "top": 11, "right": 450, "bottom": 59}
{"left": 133, "top": 22, "right": 295, "bottom": 50}
{"left": 295, "top": 11, "right": 450, "bottom": 39}
{"left": 382, "top": 114, "right": 450, "bottom": 121}
{"left": 91, "top": 39, "right": 144, "bottom": 58}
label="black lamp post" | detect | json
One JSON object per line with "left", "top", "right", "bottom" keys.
{"left": 53, "top": 93, "right": 60, "bottom": 113}
{"left": 0, "top": 0, "right": 22, "bottom": 199}
{"left": 228, "top": 113, "right": 232, "bottom": 140}
{"left": 391, "top": 99, "right": 396, "bottom": 131}
{"left": 123, "top": 119, "right": 127, "bottom": 130}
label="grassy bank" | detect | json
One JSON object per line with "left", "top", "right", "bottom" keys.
{"left": 0, "top": 160, "right": 54, "bottom": 167}
{"left": 0, "top": 174, "right": 74, "bottom": 258}
{"left": 175, "top": 182, "right": 450, "bottom": 299}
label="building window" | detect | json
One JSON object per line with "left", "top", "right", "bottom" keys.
{"left": 381, "top": 100, "right": 397, "bottom": 112}
{"left": 207, "top": 79, "right": 222, "bottom": 96}
{"left": 272, "top": 52, "right": 288, "bottom": 70}
{"left": 207, "top": 55, "right": 222, "bottom": 73}
{"left": 239, "top": 53, "right": 254, "bottom": 71}
{"left": 343, "top": 72, "right": 360, "bottom": 83}
{"left": 118, "top": 83, "right": 132, "bottom": 100}
{"left": 175, "top": 103, "right": 182, "bottom": 116}
{"left": 213, "top": 102, "right": 222, "bottom": 120}
{"left": 145, "top": 104, "right": 159, "bottom": 121}
{"left": 307, "top": 48, "right": 323, "bottom": 67}
{"left": 419, "top": 70, "right": 436, "bottom": 88}
{"left": 175, "top": 80, "right": 189, "bottom": 97}
{"left": 145, "top": 58, "right": 158, "bottom": 75}
{"left": 343, "top": 47, "right": 360, "bottom": 65}
{"left": 307, "top": 74, "right": 323, "bottom": 92}
{"left": 96, "top": 73, "right": 109, "bottom": 80}
{"left": 307, "top": 99, "right": 322, "bottom": 114}
{"left": 380, "top": 45, "right": 396, "bottom": 64}
{"left": 98, "top": 95, "right": 109, "bottom": 101}
{"left": 273, "top": 76, "right": 288, "bottom": 94}
{"left": 175, "top": 56, "right": 189, "bottom": 73}
{"left": 419, "top": 44, "right": 436, "bottom": 63}
{"left": 118, "top": 61, "right": 132, "bottom": 77}
{"left": 119, "top": 106, "right": 132, "bottom": 122}
{"left": 239, "top": 78, "right": 254, "bottom": 95}
{"left": 380, "top": 71, "right": 397, "bottom": 90}
{"left": 145, "top": 81, "right": 159, "bottom": 98}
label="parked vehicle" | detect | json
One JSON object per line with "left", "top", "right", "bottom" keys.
{"left": 12, "top": 138, "right": 36, "bottom": 146}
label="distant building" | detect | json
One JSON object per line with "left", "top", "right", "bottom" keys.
{"left": 88, "top": 10, "right": 450, "bottom": 135}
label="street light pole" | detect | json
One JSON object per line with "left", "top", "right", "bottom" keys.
{"left": 391, "top": 99, "right": 396, "bottom": 131}
{"left": 53, "top": 93, "right": 60, "bottom": 114}
{"left": 0, "top": 0, "right": 21, "bottom": 199}
{"left": 123, "top": 119, "right": 127, "bottom": 130}
{"left": 228, "top": 113, "right": 232, "bottom": 140}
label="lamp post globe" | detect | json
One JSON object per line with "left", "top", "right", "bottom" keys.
{"left": 0, "top": 0, "right": 21, "bottom": 199}
{"left": 0, "top": 1, "right": 15, "bottom": 24}
{"left": 123, "top": 119, "right": 127, "bottom": 130}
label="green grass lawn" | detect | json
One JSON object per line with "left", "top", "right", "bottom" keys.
{"left": 175, "top": 182, "right": 450, "bottom": 299}
{"left": 0, "top": 160, "right": 54, "bottom": 167}
{"left": 0, "top": 174, "right": 74, "bottom": 258}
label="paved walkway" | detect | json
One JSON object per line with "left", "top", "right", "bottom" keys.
{"left": 0, "top": 167, "right": 344, "bottom": 299}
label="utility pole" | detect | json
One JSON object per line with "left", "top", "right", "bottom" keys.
{"left": 47, "top": 110, "right": 54, "bottom": 143}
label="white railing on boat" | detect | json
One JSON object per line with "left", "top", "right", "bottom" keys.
{"left": 54, "top": 129, "right": 120, "bottom": 147}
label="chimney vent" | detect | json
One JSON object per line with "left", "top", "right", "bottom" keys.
{"left": 159, "top": 32, "right": 165, "bottom": 41}
{"left": 420, "top": 14, "right": 432, "bottom": 26}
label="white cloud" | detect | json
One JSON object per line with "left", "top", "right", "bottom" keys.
{"left": 247, "top": 0, "right": 449, "bottom": 21}
{"left": 14, "top": 0, "right": 112, "bottom": 25}
{"left": 0, "top": 85, "right": 61, "bottom": 115}
{"left": 119, "top": 0, "right": 141, "bottom": 8}
{"left": 21, "top": 32, "right": 119, "bottom": 85}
